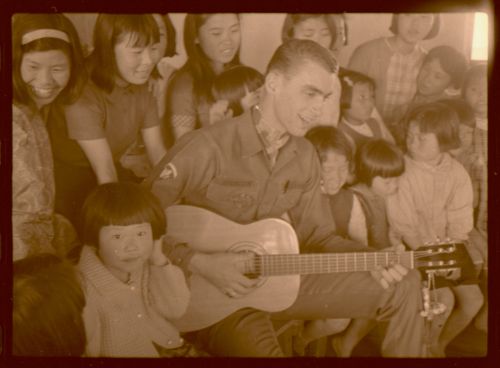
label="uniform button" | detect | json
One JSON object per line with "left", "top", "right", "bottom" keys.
{"left": 167, "top": 340, "right": 172, "bottom": 345}
{"left": 130, "top": 286, "right": 136, "bottom": 291}
{"left": 137, "top": 313, "right": 143, "bottom": 318}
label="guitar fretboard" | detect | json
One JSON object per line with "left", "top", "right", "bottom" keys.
{"left": 249, "top": 252, "right": 414, "bottom": 276}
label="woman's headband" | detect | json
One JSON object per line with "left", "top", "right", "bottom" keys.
{"left": 21, "top": 29, "right": 70, "bottom": 45}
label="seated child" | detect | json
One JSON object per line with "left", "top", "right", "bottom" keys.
{"left": 209, "top": 65, "right": 264, "bottom": 124}
{"left": 338, "top": 70, "right": 395, "bottom": 154}
{"left": 13, "top": 253, "right": 86, "bottom": 356}
{"left": 387, "top": 102, "right": 484, "bottom": 356}
{"left": 391, "top": 46, "right": 468, "bottom": 145}
{"left": 351, "top": 139, "right": 405, "bottom": 250}
{"left": 295, "top": 128, "right": 407, "bottom": 357}
{"left": 77, "top": 182, "right": 192, "bottom": 357}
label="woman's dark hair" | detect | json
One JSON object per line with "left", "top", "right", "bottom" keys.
{"left": 356, "top": 139, "right": 405, "bottom": 186}
{"left": 438, "top": 98, "right": 475, "bottom": 128}
{"left": 281, "top": 14, "right": 338, "bottom": 51}
{"left": 212, "top": 65, "right": 264, "bottom": 116}
{"left": 13, "top": 253, "right": 86, "bottom": 356}
{"left": 79, "top": 182, "right": 166, "bottom": 248}
{"left": 160, "top": 14, "right": 177, "bottom": 57}
{"left": 306, "top": 125, "right": 354, "bottom": 171}
{"left": 389, "top": 13, "right": 441, "bottom": 40}
{"left": 403, "top": 101, "right": 461, "bottom": 152}
{"left": 89, "top": 14, "right": 160, "bottom": 93}
{"left": 422, "top": 46, "right": 468, "bottom": 89}
{"left": 339, "top": 69, "right": 375, "bottom": 110}
{"left": 182, "top": 13, "right": 241, "bottom": 105}
{"left": 12, "top": 13, "right": 87, "bottom": 109}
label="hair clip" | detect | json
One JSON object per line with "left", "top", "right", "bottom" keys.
{"left": 343, "top": 76, "right": 354, "bottom": 87}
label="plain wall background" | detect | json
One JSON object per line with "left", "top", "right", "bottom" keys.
{"left": 66, "top": 13, "right": 477, "bottom": 73}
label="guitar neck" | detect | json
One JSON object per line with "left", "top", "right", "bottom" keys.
{"left": 250, "top": 251, "right": 414, "bottom": 276}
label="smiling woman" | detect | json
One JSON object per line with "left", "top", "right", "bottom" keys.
{"left": 165, "top": 13, "right": 242, "bottom": 143}
{"left": 48, "top": 14, "right": 168, "bottom": 226}
{"left": 12, "top": 13, "right": 85, "bottom": 260}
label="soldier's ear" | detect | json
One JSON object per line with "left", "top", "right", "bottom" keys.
{"left": 265, "top": 71, "right": 282, "bottom": 95}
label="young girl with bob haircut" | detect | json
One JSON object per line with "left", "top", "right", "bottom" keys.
{"left": 209, "top": 65, "right": 264, "bottom": 124}
{"left": 12, "top": 13, "right": 86, "bottom": 260}
{"left": 337, "top": 70, "right": 395, "bottom": 153}
{"left": 13, "top": 253, "right": 86, "bottom": 356}
{"left": 50, "top": 14, "right": 167, "bottom": 226}
{"left": 77, "top": 182, "right": 192, "bottom": 357}
{"left": 349, "top": 13, "right": 440, "bottom": 129}
{"left": 166, "top": 13, "right": 241, "bottom": 141}
{"left": 387, "top": 102, "right": 484, "bottom": 356}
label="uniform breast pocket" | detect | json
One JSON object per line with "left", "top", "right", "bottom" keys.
{"left": 276, "top": 182, "right": 306, "bottom": 209}
{"left": 206, "top": 178, "right": 258, "bottom": 209}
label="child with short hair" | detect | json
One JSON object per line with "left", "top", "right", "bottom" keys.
{"left": 77, "top": 182, "right": 192, "bottom": 357}
{"left": 295, "top": 129, "right": 405, "bottom": 357}
{"left": 13, "top": 253, "right": 86, "bottom": 356}
{"left": 338, "top": 70, "right": 395, "bottom": 153}
{"left": 387, "top": 102, "right": 484, "bottom": 356}
{"left": 209, "top": 65, "right": 264, "bottom": 124}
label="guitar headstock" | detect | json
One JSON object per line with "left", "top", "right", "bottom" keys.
{"left": 414, "top": 241, "right": 464, "bottom": 272}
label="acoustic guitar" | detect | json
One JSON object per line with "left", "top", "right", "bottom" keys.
{"left": 166, "top": 205, "right": 463, "bottom": 332}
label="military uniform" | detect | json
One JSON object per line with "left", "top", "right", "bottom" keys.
{"left": 146, "top": 107, "right": 425, "bottom": 357}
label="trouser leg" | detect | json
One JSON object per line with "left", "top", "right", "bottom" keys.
{"left": 272, "top": 270, "right": 425, "bottom": 357}
{"left": 192, "top": 308, "right": 284, "bottom": 357}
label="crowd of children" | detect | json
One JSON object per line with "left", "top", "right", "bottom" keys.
{"left": 11, "top": 12, "right": 487, "bottom": 358}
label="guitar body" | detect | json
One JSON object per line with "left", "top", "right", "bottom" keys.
{"left": 166, "top": 205, "right": 301, "bottom": 332}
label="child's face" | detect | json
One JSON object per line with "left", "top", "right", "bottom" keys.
{"left": 98, "top": 223, "right": 154, "bottom": 276}
{"left": 371, "top": 176, "right": 399, "bottom": 197}
{"left": 114, "top": 32, "right": 159, "bottom": 85}
{"left": 320, "top": 150, "right": 350, "bottom": 195}
{"left": 20, "top": 50, "right": 70, "bottom": 108}
{"left": 396, "top": 14, "right": 434, "bottom": 44}
{"left": 417, "top": 58, "right": 452, "bottom": 97}
{"left": 293, "top": 16, "right": 333, "bottom": 50}
{"left": 345, "top": 83, "right": 374, "bottom": 122}
{"left": 465, "top": 75, "right": 487, "bottom": 118}
{"left": 406, "top": 122, "right": 443, "bottom": 163}
{"left": 198, "top": 14, "right": 241, "bottom": 69}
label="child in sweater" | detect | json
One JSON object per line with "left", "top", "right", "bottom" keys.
{"left": 77, "top": 182, "right": 192, "bottom": 357}
{"left": 387, "top": 102, "right": 484, "bottom": 356}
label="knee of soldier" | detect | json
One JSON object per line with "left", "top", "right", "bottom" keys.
{"left": 391, "top": 269, "right": 422, "bottom": 301}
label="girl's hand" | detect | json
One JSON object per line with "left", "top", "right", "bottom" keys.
{"left": 209, "top": 100, "right": 232, "bottom": 125}
{"left": 150, "top": 236, "right": 169, "bottom": 266}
